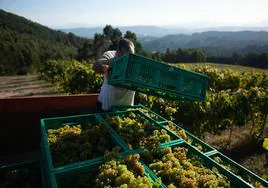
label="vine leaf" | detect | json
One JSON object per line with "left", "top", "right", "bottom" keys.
{"left": 263, "top": 138, "right": 268, "bottom": 151}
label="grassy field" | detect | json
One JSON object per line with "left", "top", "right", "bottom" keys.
{"left": 177, "top": 62, "right": 268, "bottom": 72}
{"left": 0, "top": 74, "right": 64, "bottom": 98}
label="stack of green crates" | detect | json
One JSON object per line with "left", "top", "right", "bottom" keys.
{"left": 0, "top": 159, "right": 43, "bottom": 188}
{"left": 40, "top": 113, "right": 128, "bottom": 188}
{"left": 39, "top": 106, "right": 268, "bottom": 188}
{"left": 108, "top": 54, "right": 209, "bottom": 101}
{"left": 111, "top": 105, "right": 268, "bottom": 188}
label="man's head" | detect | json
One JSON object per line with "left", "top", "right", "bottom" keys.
{"left": 118, "top": 38, "right": 135, "bottom": 56}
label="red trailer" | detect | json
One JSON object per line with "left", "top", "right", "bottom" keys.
{"left": 0, "top": 94, "right": 99, "bottom": 164}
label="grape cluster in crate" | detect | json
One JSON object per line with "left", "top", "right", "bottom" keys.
{"left": 38, "top": 105, "right": 268, "bottom": 188}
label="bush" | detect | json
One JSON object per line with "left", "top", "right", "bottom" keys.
{"left": 61, "top": 60, "right": 102, "bottom": 93}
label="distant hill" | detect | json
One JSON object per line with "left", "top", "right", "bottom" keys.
{"left": 0, "top": 9, "right": 88, "bottom": 75}
{"left": 60, "top": 25, "right": 268, "bottom": 56}
{"left": 60, "top": 25, "right": 191, "bottom": 38}
{"left": 0, "top": 9, "right": 87, "bottom": 48}
{"left": 60, "top": 25, "right": 268, "bottom": 38}
{"left": 1, "top": 8, "right": 268, "bottom": 75}
{"left": 140, "top": 31, "right": 268, "bottom": 56}
{"left": 60, "top": 27, "right": 103, "bottom": 38}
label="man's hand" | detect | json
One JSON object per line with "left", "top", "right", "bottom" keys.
{"left": 93, "top": 59, "right": 109, "bottom": 74}
{"left": 102, "top": 64, "right": 110, "bottom": 77}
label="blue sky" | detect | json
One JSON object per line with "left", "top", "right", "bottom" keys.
{"left": 1, "top": 0, "right": 268, "bottom": 28}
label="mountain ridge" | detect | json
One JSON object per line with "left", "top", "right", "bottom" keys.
{"left": 60, "top": 25, "right": 268, "bottom": 38}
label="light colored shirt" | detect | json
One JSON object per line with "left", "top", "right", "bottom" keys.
{"left": 97, "top": 50, "right": 135, "bottom": 110}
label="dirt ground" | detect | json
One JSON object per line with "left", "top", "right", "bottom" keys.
{"left": 204, "top": 123, "right": 268, "bottom": 179}
{"left": 0, "top": 75, "right": 63, "bottom": 98}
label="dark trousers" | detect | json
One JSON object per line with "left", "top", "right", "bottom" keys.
{"left": 96, "top": 100, "right": 111, "bottom": 113}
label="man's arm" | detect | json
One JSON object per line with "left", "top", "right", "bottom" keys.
{"left": 93, "top": 59, "right": 109, "bottom": 74}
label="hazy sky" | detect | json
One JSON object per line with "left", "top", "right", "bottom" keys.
{"left": 1, "top": 0, "right": 268, "bottom": 28}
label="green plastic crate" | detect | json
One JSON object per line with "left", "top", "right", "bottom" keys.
{"left": 40, "top": 113, "right": 127, "bottom": 187}
{"left": 110, "top": 106, "right": 268, "bottom": 187}
{"left": 159, "top": 121, "right": 216, "bottom": 154}
{"left": 109, "top": 54, "right": 209, "bottom": 101}
{"left": 140, "top": 141, "right": 254, "bottom": 188}
{"left": 208, "top": 152, "right": 268, "bottom": 188}
{"left": 0, "top": 159, "right": 43, "bottom": 188}
{"left": 47, "top": 153, "right": 161, "bottom": 188}
{"left": 112, "top": 104, "right": 168, "bottom": 124}
{"left": 98, "top": 109, "right": 181, "bottom": 150}
{"left": 54, "top": 163, "right": 100, "bottom": 188}
{"left": 113, "top": 105, "right": 216, "bottom": 154}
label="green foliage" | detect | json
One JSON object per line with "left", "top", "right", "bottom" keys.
{"left": 61, "top": 61, "right": 102, "bottom": 93}
{"left": 136, "top": 64, "right": 268, "bottom": 139}
{"left": 163, "top": 48, "right": 207, "bottom": 63}
{"left": 143, "top": 44, "right": 268, "bottom": 69}
{"left": 137, "top": 87, "right": 267, "bottom": 139}
{"left": 0, "top": 9, "right": 87, "bottom": 75}
{"left": 104, "top": 25, "right": 122, "bottom": 50}
{"left": 40, "top": 60, "right": 66, "bottom": 83}
{"left": 263, "top": 138, "right": 268, "bottom": 151}
{"left": 77, "top": 25, "right": 144, "bottom": 61}
{"left": 42, "top": 58, "right": 267, "bottom": 141}
{"left": 0, "top": 10, "right": 86, "bottom": 48}
{"left": 91, "top": 25, "right": 123, "bottom": 58}
{"left": 0, "top": 28, "right": 76, "bottom": 75}
{"left": 77, "top": 40, "right": 94, "bottom": 61}
{"left": 41, "top": 59, "right": 102, "bottom": 93}
{"left": 124, "top": 30, "right": 143, "bottom": 53}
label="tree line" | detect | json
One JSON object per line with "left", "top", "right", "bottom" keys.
{"left": 139, "top": 48, "right": 268, "bottom": 69}
{"left": 0, "top": 9, "right": 87, "bottom": 75}
{"left": 208, "top": 52, "right": 268, "bottom": 69}
{"left": 77, "top": 25, "right": 143, "bottom": 61}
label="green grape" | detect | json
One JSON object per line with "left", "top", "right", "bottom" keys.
{"left": 165, "top": 121, "right": 208, "bottom": 153}
{"left": 136, "top": 108, "right": 163, "bottom": 122}
{"left": 103, "top": 146, "right": 121, "bottom": 161}
{"left": 47, "top": 124, "right": 113, "bottom": 166}
{"left": 165, "top": 121, "right": 189, "bottom": 142}
{"left": 145, "top": 146, "right": 230, "bottom": 188}
{"left": 95, "top": 152, "right": 158, "bottom": 187}
{"left": 105, "top": 112, "right": 172, "bottom": 149}
{"left": 167, "top": 183, "right": 177, "bottom": 188}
